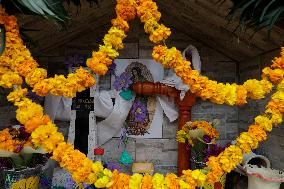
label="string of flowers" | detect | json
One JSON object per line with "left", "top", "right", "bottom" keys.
{"left": 0, "top": 0, "right": 136, "bottom": 98}
{"left": 6, "top": 18, "right": 284, "bottom": 189}
{"left": 0, "top": 0, "right": 276, "bottom": 105}
{"left": 133, "top": 0, "right": 276, "bottom": 106}
{"left": 1, "top": 0, "right": 284, "bottom": 188}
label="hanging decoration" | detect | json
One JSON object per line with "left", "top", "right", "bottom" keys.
{"left": 0, "top": 0, "right": 283, "bottom": 188}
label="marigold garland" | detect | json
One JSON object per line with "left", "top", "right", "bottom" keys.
{"left": 0, "top": 0, "right": 284, "bottom": 188}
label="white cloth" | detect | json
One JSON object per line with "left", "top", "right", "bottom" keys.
{"left": 157, "top": 96, "right": 178, "bottom": 122}
{"left": 93, "top": 90, "right": 113, "bottom": 118}
{"left": 97, "top": 92, "right": 134, "bottom": 145}
{"left": 160, "top": 44, "right": 202, "bottom": 100}
{"left": 44, "top": 94, "right": 72, "bottom": 121}
{"left": 182, "top": 44, "right": 201, "bottom": 73}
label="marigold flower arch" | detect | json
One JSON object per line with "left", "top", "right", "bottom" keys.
{"left": 0, "top": 0, "right": 284, "bottom": 188}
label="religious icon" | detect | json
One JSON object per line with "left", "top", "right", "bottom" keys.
{"left": 114, "top": 62, "right": 156, "bottom": 136}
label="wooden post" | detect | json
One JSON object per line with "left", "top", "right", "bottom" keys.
{"left": 176, "top": 92, "right": 196, "bottom": 175}
{"left": 132, "top": 82, "right": 196, "bottom": 175}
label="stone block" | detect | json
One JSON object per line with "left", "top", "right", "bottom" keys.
{"left": 135, "top": 139, "right": 178, "bottom": 166}
{"left": 162, "top": 117, "right": 178, "bottom": 139}
{"left": 102, "top": 138, "right": 136, "bottom": 162}
{"left": 119, "top": 43, "right": 139, "bottom": 59}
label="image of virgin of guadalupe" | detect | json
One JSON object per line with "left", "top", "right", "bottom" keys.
{"left": 125, "top": 62, "right": 156, "bottom": 136}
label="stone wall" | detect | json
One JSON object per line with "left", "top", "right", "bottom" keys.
{"left": 239, "top": 49, "right": 284, "bottom": 170}
{"left": 29, "top": 21, "right": 238, "bottom": 173}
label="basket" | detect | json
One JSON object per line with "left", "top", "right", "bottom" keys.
{"left": 0, "top": 164, "right": 44, "bottom": 189}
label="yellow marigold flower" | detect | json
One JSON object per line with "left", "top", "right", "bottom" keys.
{"left": 218, "top": 146, "right": 243, "bottom": 173}
{"left": 99, "top": 45, "right": 119, "bottom": 59}
{"left": 144, "top": 18, "right": 159, "bottom": 34}
{"left": 103, "top": 27, "right": 126, "bottom": 50}
{"left": 244, "top": 79, "right": 269, "bottom": 100}
{"left": 73, "top": 67, "right": 96, "bottom": 89}
{"left": 25, "top": 68, "right": 47, "bottom": 87}
{"left": 0, "top": 66, "right": 11, "bottom": 75}
{"left": 152, "top": 173, "right": 166, "bottom": 189}
{"left": 13, "top": 60, "right": 38, "bottom": 76}
{"left": 104, "top": 34, "right": 124, "bottom": 50}
{"left": 152, "top": 45, "right": 168, "bottom": 63}
{"left": 277, "top": 79, "right": 284, "bottom": 91}
{"left": 111, "top": 17, "right": 129, "bottom": 32}
{"left": 179, "top": 180, "right": 191, "bottom": 189}
{"left": 52, "top": 142, "right": 74, "bottom": 162}
{"left": 206, "top": 169, "right": 224, "bottom": 184}
{"left": 33, "top": 79, "right": 53, "bottom": 97}
{"left": 177, "top": 130, "right": 187, "bottom": 143}
{"left": 260, "top": 79, "right": 273, "bottom": 93}
{"left": 141, "top": 174, "right": 153, "bottom": 189}
{"left": 108, "top": 26, "right": 127, "bottom": 39}
{"left": 60, "top": 149, "right": 86, "bottom": 172}
{"left": 92, "top": 161, "right": 104, "bottom": 174}
{"left": 270, "top": 113, "right": 283, "bottom": 125}
{"left": 0, "top": 71, "right": 23, "bottom": 88}
{"left": 271, "top": 47, "right": 284, "bottom": 69}
{"left": 236, "top": 132, "right": 258, "bottom": 153}
{"left": 248, "top": 124, "right": 267, "bottom": 142}
{"left": 255, "top": 115, "right": 273, "bottom": 132}
{"left": 0, "top": 128, "right": 20, "bottom": 152}
{"left": 223, "top": 84, "right": 237, "bottom": 105}
{"left": 7, "top": 88, "right": 27, "bottom": 103}
{"left": 263, "top": 68, "right": 284, "bottom": 84}
{"left": 31, "top": 122, "right": 64, "bottom": 152}
{"left": 149, "top": 24, "right": 171, "bottom": 43}
{"left": 87, "top": 173, "right": 97, "bottom": 185}
{"left": 49, "top": 75, "right": 67, "bottom": 96}
{"left": 191, "top": 170, "right": 207, "bottom": 186}
{"left": 165, "top": 173, "right": 179, "bottom": 189}
{"left": 129, "top": 173, "right": 143, "bottom": 189}
{"left": 236, "top": 85, "right": 247, "bottom": 105}
{"left": 108, "top": 169, "right": 119, "bottom": 188}
{"left": 95, "top": 176, "right": 110, "bottom": 188}
{"left": 16, "top": 99, "right": 44, "bottom": 124}
{"left": 182, "top": 170, "right": 198, "bottom": 188}
{"left": 72, "top": 158, "right": 93, "bottom": 183}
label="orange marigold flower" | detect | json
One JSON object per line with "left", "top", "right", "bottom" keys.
{"left": 115, "top": 3, "right": 136, "bottom": 21}
{"left": 111, "top": 17, "right": 129, "bottom": 32}
{"left": 248, "top": 124, "right": 267, "bottom": 142}
{"left": 87, "top": 58, "right": 109, "bottom": 76}
{"left": 25, "top": 68, "right": 47, "bottom": 87}
{"left": 33, "top": 79, "right": 53, "bottom": 97}
{"left": 12, "top": 60, "right": 38, "bottom": 76}
{"left": 24, "top": 115, "right": 51, "bottom": 133}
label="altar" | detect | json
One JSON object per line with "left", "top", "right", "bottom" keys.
{"left": 0, "top": 0, "right": 283, "bottom": 188}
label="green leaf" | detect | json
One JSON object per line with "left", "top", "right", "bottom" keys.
{"left": 20, "top": 146, "right": 46, "bottom": 154}
{"left": 188, "top": 129, "right": 205, "bottom": 139}
{"left": 228, "top": 0, "right": 284, "bottom": 33}
{"left": 0, "top": 149, "right": 16, "bottom": 158}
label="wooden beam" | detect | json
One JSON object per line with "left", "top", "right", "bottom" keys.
{"left": 157, "top": 0, "right": 264, "bottom": 61}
